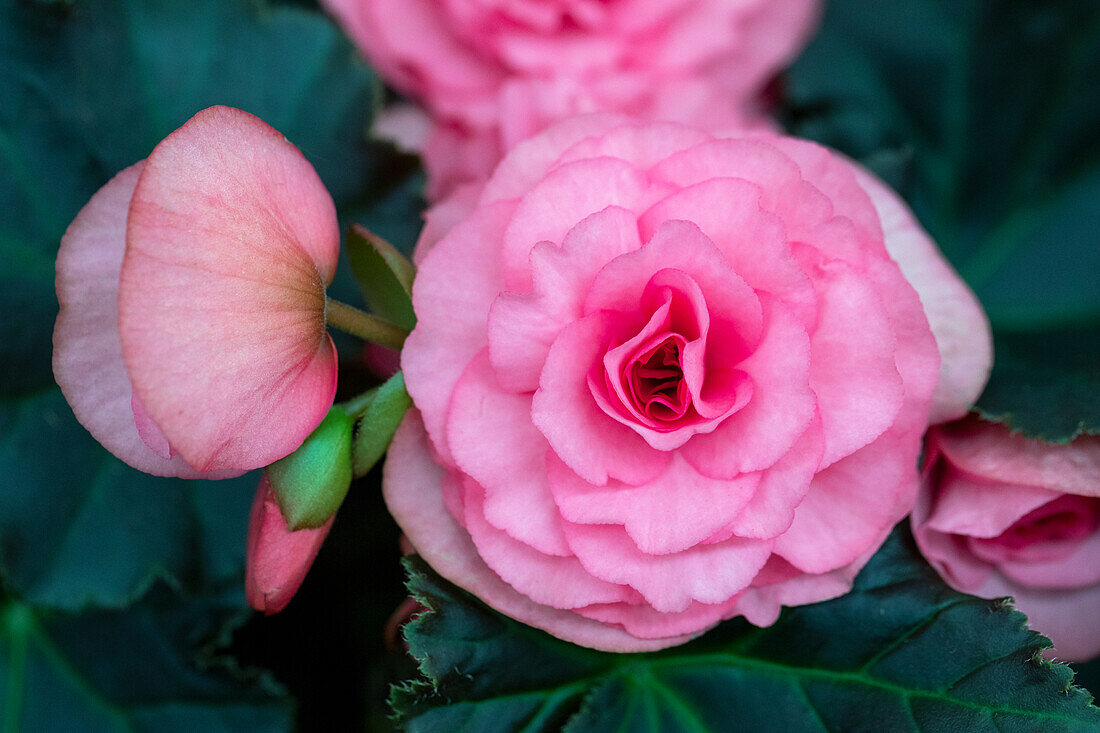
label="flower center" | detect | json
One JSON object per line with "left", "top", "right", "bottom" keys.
{"left": 628, "top": 335, "right": 689, "bottom": 422}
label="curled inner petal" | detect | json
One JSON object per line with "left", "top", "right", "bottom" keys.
{"left": 629, "top": 335, "right": 689, "bottom": 422}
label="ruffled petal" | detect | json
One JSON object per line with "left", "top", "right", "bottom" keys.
{"left": 383, "top": 413, "right": 694, "bottom": 652}
{"left": 447, "top": 351, "right": 571, "bottom": 556}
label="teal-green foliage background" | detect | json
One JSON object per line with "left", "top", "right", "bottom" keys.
{"left": 1, "top": 0, "right": 1097, "bottom": 730}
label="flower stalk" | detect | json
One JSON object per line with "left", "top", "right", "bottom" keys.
{"left": 326, "top": 297, "right": 410, "bottom": 350}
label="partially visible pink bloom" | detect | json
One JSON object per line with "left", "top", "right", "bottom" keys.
{"left": 913, "top": 418, "right": 1100, "bottom": 661}
{"left": 327, "top": 0, "right": 820, "bottom": 198}
{"left": 53, "top": 106, "right": 340, "bottom": 476}
{"left": 386, "top": 116, "right": 991, "bottom": 652}
{"left": 246, "top": 477, "right": 334, "bottom": 614}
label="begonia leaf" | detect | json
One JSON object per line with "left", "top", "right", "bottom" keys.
{"left": 784, "top": 0, "right": 1100, "bottom": 440}
{"left": 0, "top": 586, "right": 293, "bottom": 732}
{"left": 351, "top": 372, "right": 413, "bottom": 478}
{"left": 266, "top": 407, "right": 354, "bottom": 531}
{"left": 0, "top": 391, "right": 257, "bottom": 611}
{"left": 392, "top": 527, "right": 1100, "bottom": 732}
{"left": 347, "top": 225, "right": 417, "bottom": 330}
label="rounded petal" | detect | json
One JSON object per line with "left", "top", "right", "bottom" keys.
{"left": 53, "top": 162, "right": 236, "bottom": 479}
{"left": 119, "top": 107, "right": 339, "bottom": 472}
{"left": 934, "top": 419, "right": 1100, "bottom": 497}
{"left": 447, "top": 352, "right": 571, "bottom": 556}
{"left": 382, "top": 412, "right": 694, "bottom": 652}
{"left": 563, "top": 518, "right": 773, "bottom": 613}
{"left": 463, "top": 481, "right": 633, "bottom": 608}
{"left": 403, "top": 200, "right": 516, "bottom": 465}
{"left": 855, "top": 167, "right": 992, "bottom": 423}
{"left": 548, "top": 452, "right": 760, "bottom": 555}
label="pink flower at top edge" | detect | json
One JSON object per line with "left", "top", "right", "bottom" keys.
{"left": 324, "top": 0, "right": 821, "bottom": 199}
{"left": 246, "top": 476, "right": 335, "bottom": 614}
{"left": 386, "top": 115, "right": 993, "bottom": 652}
{"left": 53, "top": 106, "right": 340, "bottom": 477}
{"left": 913, "top": 417, "right": 1100, "bottom": 662}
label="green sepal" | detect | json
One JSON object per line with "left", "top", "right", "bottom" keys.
{"left": 265, "top": 406, "right": 354, "bottom": 531}
{"left": 351, "top": 371, "right": 413, "bottom": 477}
{"left": 347, "top": 224, "right": 417, "bottom": 330}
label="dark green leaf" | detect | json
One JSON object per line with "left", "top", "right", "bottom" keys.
{"left": 975, "top": 327, "right": 1100, "bottom": 441}
{"left": 393, "top": 528, "right": 1100, "bottom": 732}
{"left": 783, "top": 0, "right": 1100, "bottom": 439}
{"left": 266, "top": 407, "right": 353, "bottom": 531}
{"left": 347, "top": 225, "right": 417, "bottom": 330}
{"left": 0, "top": 586, "right": 293, "bottom": 732}
{"left": 0, "top": 390, "right": 257, "bottom": 611}
{"left": 351, "top": 372, "right": 412, "bottom": 478}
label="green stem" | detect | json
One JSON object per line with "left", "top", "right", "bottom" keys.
{"left": 325, "top": 298, "right": 409, "bottom": 350}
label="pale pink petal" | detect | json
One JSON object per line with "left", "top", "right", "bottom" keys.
{"left": 925, "top": 466, "right": 1060, "bottom": 539}
{"left": 532, "top": 313, "right": 671, "bottom": 486}
{"left": 119, "top": 106, "right": 339, "bottom": 472}
{"left": 563, "top": 519, "right": 773, "bottom": 613}
{"left": 584, "top": 220, "right": 763, "bottom": 349}
{"left": 855, "top": 167, "right": 992, "bottom": 423}
{"left": 556, "top": 121, "right": 712, "bottom": 170}
{"left": 52, "top": 162, "right": 235, "bottom": 479}
{"left": 911, "top": 465, "right": 998, "bottom": 591}
{"left": 575, "top": 596, "right": 737, "bottom": 640}
{"left": 763, "top": 136, "right": 884, "bottom": 248}
{"left": 322, "top": 0, "right": 502, "bottom": 112}
{"left": 805, "top": 258, "right": 904, "bottom": 468}
{"left": 775, "top": 434, "right": 909, "bottom": 573}
{"left": 371, "top": 102, "right": 433, "bottom": 154}
{"left": 403, "top": 200, "right": 516, "bottom": 465}
{"left": 412, "top": 182, "right": 482, "bottom": 265}
{"left": 650, "top": 137, "right": 835, "bottom": 246}
{"left": 463, "top": 482, "right": 633, "bottom": 609}
{"left": 447, "top": 352, "right": 571, "bottom": 556}
{"left": 131, "top": 392, "right": 172, "bottom": 460}
{"left": 720, "top": 419, "right": 825, "bottom": 540}
{"left": 638, "top": 177, "right": 817, "bottom": 328}
{"left": 547, "top": 452, "right": 760, "bottom": 555}
{"left": 480, "top": 114, "right": 631, "bottom": 203}
{"left": 994, "top": 528, "right": 1100, "bottom": 589}
{"left": 501, "top": 156, "right": 657, "bottom": 290}
{"left": 682, "top": 298, "right": 815, "bottom": 478}
{"left": 736, "top": 530, "right": 881, "bottom": 627}
{"left": 934, "top": 419, "right": 1100, "bottom": 497}
{"left": 246, "top": 476, "right": 333, "bottom": 614}
{"left": 382, "top": 413, "right": 693, "bottom": 652}
{"left": 487, "top": 206, "right": 642, "bottom": 392}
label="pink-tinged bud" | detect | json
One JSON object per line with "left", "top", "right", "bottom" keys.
{"left": 246, "top": 477, "right": 334, "bottom": 614}
{"left": 53, "top": 105, "right": 340, "bottom": 477}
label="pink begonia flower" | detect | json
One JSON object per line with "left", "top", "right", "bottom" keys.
{"left": 323, "top": 0, "right": 820, "bottom": 198}
{"left": 53, "top": 106, "right": 340, "bottom": 477}
{"left": 246, "top": 476, "right": 335, "bottom": 614}
{"left": 913, "top": 418, "right": 1100, "bottom": 662}
{"left": 386, "top": 115, "right": 992, "bottom": 652}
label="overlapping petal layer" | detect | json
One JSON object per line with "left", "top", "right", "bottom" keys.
{"left": 392, "top": 117, "right": 990, "bottom": 651}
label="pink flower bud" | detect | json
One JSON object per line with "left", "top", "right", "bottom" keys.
{"left": 246, "top": 477, "right": 334, "bottom": 614}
